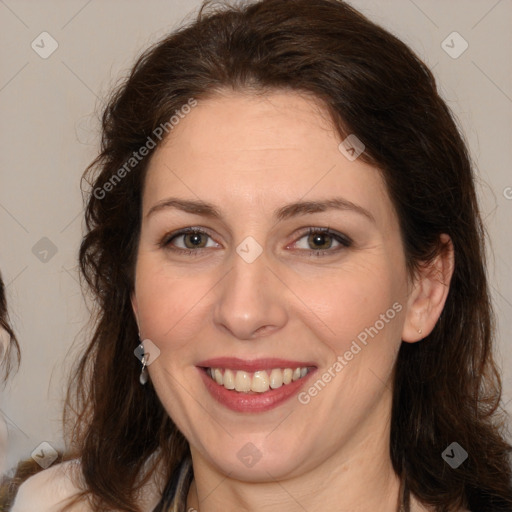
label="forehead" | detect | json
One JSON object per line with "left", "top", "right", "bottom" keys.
{"left": 152, "top": 90, "right": 339, "bottom": 169}
{"left": 143, "top": 90, "right": 395, "bottom": 226}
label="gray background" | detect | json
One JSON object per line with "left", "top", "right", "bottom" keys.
{"left": 0, "top": 0, "right": 511, "bottom": 474}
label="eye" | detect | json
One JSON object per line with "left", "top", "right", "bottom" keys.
{"left": 161, "top": 228, "right": 219, "bottom": 253}
{"left": 292, "top": 228, "right": 352, "bottom": 256}
{"left": 159, "top": 226, "right": 351, "bottom": 257}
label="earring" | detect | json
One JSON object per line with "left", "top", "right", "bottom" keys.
{"left": 135, "top": 339, "right": 149, "bottom": 385}
{"left": 418, "top": 328, "right": 423, "bottom": 335}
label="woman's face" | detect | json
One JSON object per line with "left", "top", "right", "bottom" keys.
{"left": 132, "top": 91, "right": 413, "bottom": 481}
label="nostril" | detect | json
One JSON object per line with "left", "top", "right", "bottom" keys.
{"left": 253, "top": 325, "right": 275, "bottom": 336}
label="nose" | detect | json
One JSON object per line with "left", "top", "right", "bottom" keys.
{"left": 213, "top": 249, "right": 288, "bottom": 341}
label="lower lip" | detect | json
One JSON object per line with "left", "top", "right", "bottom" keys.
{"left": 198, "top": 368, "right": 316, "bottom": 413}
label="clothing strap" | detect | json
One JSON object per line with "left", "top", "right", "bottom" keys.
{"left": 152, "top": 455, "right": 193, "bottom": 512}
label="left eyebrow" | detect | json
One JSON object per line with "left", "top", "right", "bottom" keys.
{"left": 274, "top": 198, "right": 375, "bottom": 223}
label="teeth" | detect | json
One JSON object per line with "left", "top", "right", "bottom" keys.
{"left": 251, "top": 371, "right": 269, "bottom": 392}
{"left": 206, "top": 366, "right": 311, "bottom": 393}
{"left": 223, "top": 369, "right": 235, "bottom": 389}
{"left": 269, "top": 369, "right": 283, "bottom": 389}
{"left": 234, "top": 371, "right": 252, "bottom": 392}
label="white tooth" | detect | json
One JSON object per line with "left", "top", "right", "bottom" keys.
{"left": 206, "top": 368, "right": 213, "bottom": 378}
{"left": 292, "top": 368, "right": 301, "bottom": 381}
{"left": 214, "top": 368, "right": 223, "bottom": 385}
{"left": 251, "top": 371, "right": 270, "bottom": 393}
{"left": 300, "top": 367, "right": 308, "bottom": 378}
{"left": 283, "top": 368, "right": 293, "bottom": 385}
{"left": 223, "top": 369, "right": 235, "bottom": 389}
{"left": 234, "top": 371, "right": 252, "bottom": 392}
{"left": 269, "top": 369, "right": 283, "bottom": 389}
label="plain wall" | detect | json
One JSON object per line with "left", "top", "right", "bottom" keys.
{"left": 0, "top": 0, "right": 511, "bottom": 474}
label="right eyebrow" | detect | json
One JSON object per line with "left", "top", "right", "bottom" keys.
{"left": 146, "top": 198, "right": 222, "bottom": 220}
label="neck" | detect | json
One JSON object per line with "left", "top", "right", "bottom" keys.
{"left": 186, "top": 414, "right": 405, "bottom": 511}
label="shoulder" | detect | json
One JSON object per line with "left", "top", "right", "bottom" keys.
{"left": 11, "top": 455, "right": 165, "bottom": 512}
{"left": 11, "top": 459, "right": 89, "bottom": 512}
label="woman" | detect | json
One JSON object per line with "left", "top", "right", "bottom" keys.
{"left": 11, "top": 0, "right": 512, "bottom": 510}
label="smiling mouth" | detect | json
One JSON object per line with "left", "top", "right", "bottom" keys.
{"left": 202, "top": 366, "right": 313, "bottom": 394}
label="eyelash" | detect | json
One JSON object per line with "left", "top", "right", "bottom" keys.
{"left": 159, "top": 227, "right": 352, "bottom": 258}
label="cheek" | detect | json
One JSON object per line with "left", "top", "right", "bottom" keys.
{"left": 292, "top": 258, "right": 404, "bottom": 354}
{"left": 134, "top": 258, "right": 214, "bottom": 352}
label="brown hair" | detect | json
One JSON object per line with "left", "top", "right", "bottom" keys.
{"left": 0, "top": 271, "right": 20, "bottom": 382}
{"left": 63, "top": 0, "right": 512, "bottom": 510}
{"left": 0, "top": 273, "right": 22, "bottom": 508}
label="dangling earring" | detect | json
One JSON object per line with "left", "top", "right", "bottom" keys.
{"left": 139, "top": 345, "right": 149, "bottom": 385}
{"left": 135, "top": 338, "right": 149, "bottom": 385}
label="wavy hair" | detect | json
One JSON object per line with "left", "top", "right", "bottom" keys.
{"left": 62, "top": 0, "right": 512, "bottom": 510}
{"left": 0, "top": 271, "right": 20, "bottom": 382}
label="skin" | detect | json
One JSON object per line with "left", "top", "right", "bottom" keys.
{"left": 131, "top": 90, "right": 454, "bottom": 511}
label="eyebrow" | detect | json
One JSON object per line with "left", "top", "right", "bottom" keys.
{"left": 146, "top": 197, "right": 375, "bottom": 223}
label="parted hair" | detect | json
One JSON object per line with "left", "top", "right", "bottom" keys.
{"left": 59, "top": 0, "right": 512, "bottom": 510}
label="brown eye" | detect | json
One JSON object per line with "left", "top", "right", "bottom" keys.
{"left": 307, "top": 232, "right": 334, "bottom": 250}
{"left": 182, "top": 232, "right": 208, "bottom": 249}
{"left": 162, "top": 228, "right": 218, "bottom": 252}
{"left": 292, "top": 228, "right": 352, "bottom": 256}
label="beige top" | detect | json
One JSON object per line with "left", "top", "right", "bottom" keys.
{"left": 11, "top": 459, "right": 162, "bottom": 512}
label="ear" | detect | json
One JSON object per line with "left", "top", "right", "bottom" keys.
{"left": 402, "top": 234, "right": 454, "bottom": 343}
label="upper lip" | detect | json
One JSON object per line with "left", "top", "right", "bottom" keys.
{"left": 197, "top": 357, "right": 317, "bottom": 372}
